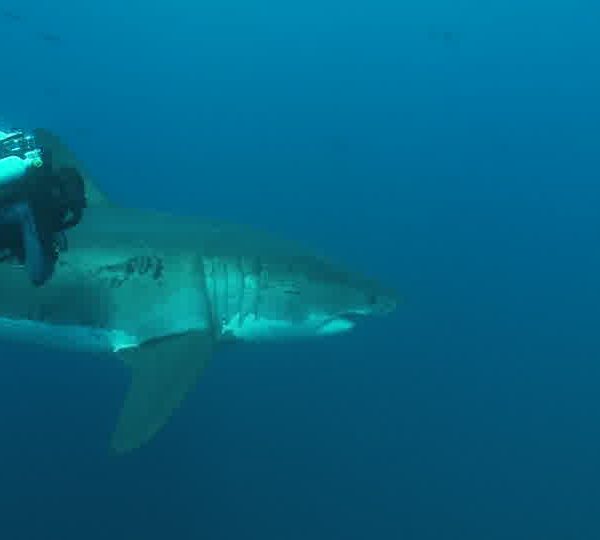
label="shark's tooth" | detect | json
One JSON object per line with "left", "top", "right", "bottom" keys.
{"left": 111, "top": 330, "right": 213, "bottom": 454}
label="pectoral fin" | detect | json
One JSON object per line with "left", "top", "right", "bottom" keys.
{"left": 111, "top": 331, "right": 213, "bottom": 454}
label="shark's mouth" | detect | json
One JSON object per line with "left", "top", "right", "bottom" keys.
{"left": 317, "top": 316, "right": 356, "bottom": 336}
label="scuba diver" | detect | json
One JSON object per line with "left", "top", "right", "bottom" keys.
{"left": 0, "top": 128, "right": 86, "bottom": 286}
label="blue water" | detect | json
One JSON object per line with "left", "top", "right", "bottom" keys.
{"left": 1, "top": 1, "right": 600, "bottom": 538}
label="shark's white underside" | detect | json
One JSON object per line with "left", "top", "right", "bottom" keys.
{"left": 0, "top": 310, "right": 355, "bottom": 355}
{"left": 0, "top": 316, "right": 139, "bottom": 353}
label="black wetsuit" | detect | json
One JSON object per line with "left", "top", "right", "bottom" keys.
{"left": 0, "top": 146, "right": 86, "bottom": 286}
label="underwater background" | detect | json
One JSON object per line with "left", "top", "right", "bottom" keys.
{"left": 1, "top": 0, "right": 600, "bottom": 538}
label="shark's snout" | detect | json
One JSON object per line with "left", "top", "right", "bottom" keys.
{"left": 319, "top": 287, "right": 397, "bottom": 337}
{"left": 368, "top": 290, "right": 398, "bottom": 315}
{"left": 345, "top": 278, "right": 398, "bottom": 319}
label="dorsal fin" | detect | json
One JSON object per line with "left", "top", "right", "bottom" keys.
{"left": 33, "top": 128, "right": 112, "bottom": 207}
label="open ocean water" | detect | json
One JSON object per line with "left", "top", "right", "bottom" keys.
{"left": 0, "top": 0, "right": 599, "bottom": 538}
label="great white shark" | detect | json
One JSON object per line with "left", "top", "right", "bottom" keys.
{"left": 0, "top": 129, "right": 398, "bottom": 453}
